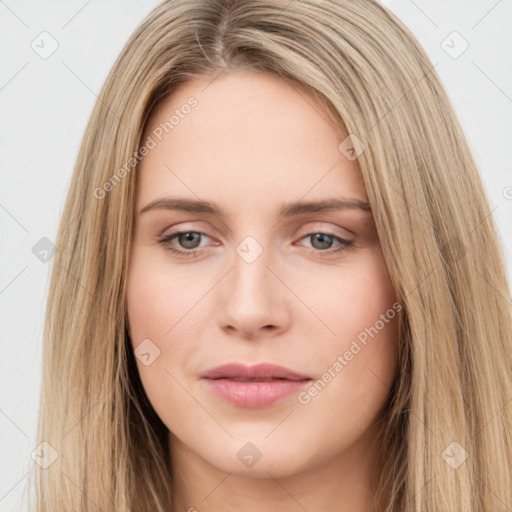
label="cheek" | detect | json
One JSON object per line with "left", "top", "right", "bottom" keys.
{"left": 126, "top": 246, "right": 207, "bottom": 348}
{"left": 125, "top": 248, "right": 205, "bottom": 425}
{"left": 299, "top": 248, "right": 400, "bottom": 404}
{"left": 125, "top": 246, "right": 191, "bottom": 403}
{"left": 304, "top": 247, "right": 398, "bottom": 351}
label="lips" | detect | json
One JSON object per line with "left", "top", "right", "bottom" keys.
{"left": 200, "top": 363, "right": 312, "bottom": 381}
{"left": 201, "top": 363, "right": 313, "bottom": 408}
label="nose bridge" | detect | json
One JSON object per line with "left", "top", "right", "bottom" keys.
{"left": 231, "top": 234, "right": 273, "bottom": 303}
{"left": 217, "top": 232, "right": 288, "bottom": 336}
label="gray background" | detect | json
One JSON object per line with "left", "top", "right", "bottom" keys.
{"left": 1, "top": 0, "right": 511, "bottom": 510}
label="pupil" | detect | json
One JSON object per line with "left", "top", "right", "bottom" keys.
{"left": 311, "top": 233, "right": 332, "bottom": 250}
{"left": 179, "top": 232, "right": 200, "bottom": 249}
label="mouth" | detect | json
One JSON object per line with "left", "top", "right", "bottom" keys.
{"left": 200, "top": 362, "right": 312, "bottom": 381}
{"left": 226, "top": 377, "right": 289, "bottom": 382}
{"left": 201, "top": 363, "right": 313, "bottom": 408}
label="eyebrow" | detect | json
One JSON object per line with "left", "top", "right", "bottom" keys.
{"left": 139, "top": 196, "right": 372, "bottom": 217}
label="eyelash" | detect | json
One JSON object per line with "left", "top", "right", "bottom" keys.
{"left": 157, "top": 230, "right": 354, "bottom": 258}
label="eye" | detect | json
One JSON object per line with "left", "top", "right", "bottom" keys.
{"left": 158, "top": 229, "right": 354, "bottom": 258}
{"left": 297, "top": 232, "right": 354, "bottom": 255}
{"left": 158, "top": 230, "right": 212, "bottom": 257}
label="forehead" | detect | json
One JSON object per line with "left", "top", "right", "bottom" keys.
{"left": 136, "top": 70, "right": 366, "bottom": 211}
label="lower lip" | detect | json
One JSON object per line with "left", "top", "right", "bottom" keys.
{"left": 203, "top": 378, "right": 312, "bottom": 408}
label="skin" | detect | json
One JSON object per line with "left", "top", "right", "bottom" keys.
{"left": 126, "top": 69, "right": 399, "bottom": 512}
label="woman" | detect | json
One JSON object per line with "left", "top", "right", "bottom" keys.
{"left": 32, "top": 0, "right": 512, "bottom": 510}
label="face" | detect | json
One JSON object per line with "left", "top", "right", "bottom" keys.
{"left": 126, "top": 70, "right": 399, "bottom": 481}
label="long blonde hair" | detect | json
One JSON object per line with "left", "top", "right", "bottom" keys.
{"left": 30, "top": 0, "right": 512, "bottom": 510}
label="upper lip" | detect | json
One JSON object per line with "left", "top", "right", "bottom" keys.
{"left": 201, "top": 363, "right": 312, "bottom": 381}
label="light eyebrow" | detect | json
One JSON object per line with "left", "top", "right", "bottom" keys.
{"left": 279, "top": 198, "right": 371, "bottom": 216}
{"left": 140, "top": 197, "right": 223, "bottom": 216}
{"left": 139, "top": 196, "right": 372, "bottom": 217}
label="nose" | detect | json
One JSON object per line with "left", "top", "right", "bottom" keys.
{"left": 216, "top": 241, "right": 291, "bottom": 340}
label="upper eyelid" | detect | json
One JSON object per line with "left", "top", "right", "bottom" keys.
{"left": 159, "top": 228, "right": 353, "bottom": 246}
{"left": 160, "top": 220, "right": 355, "bottom": 238}
{"left": 160, "top": 227, "right": 214, "bottom": 241}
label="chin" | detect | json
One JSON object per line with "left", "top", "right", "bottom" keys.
{"left": 199, "top": 436, "right": 315, "bottom": 478}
